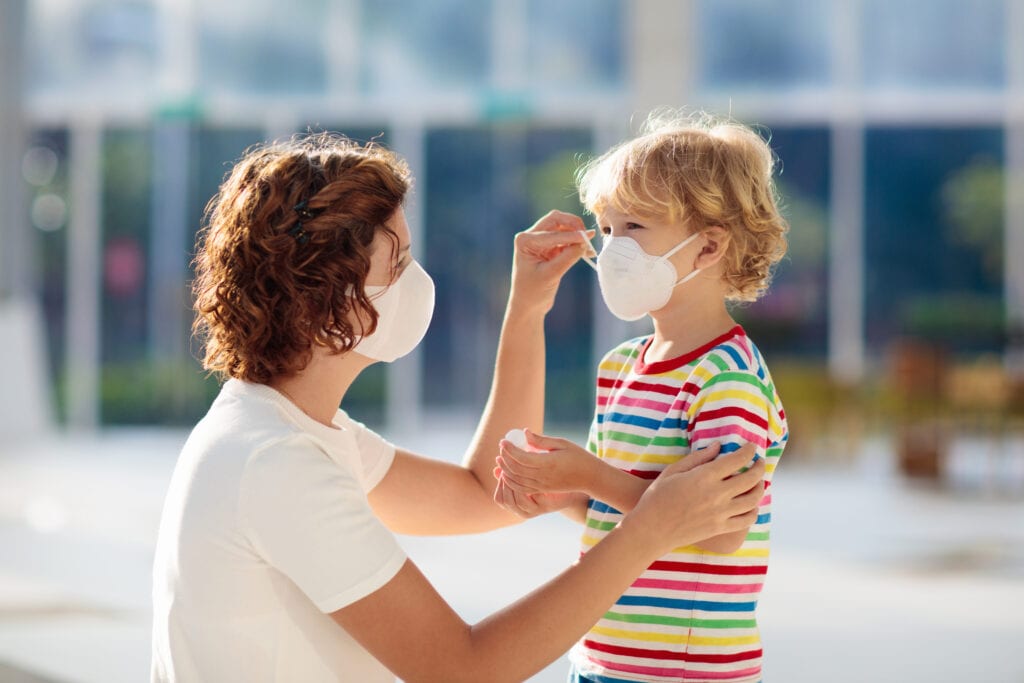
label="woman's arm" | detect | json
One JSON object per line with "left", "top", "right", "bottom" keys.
{"left": 336, "top": 448, "right": 765, "bottom": 683}
{"left": 369, "top": 211, "right": 593, "bottom": 533}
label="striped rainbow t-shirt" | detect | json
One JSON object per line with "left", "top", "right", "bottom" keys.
{"left": 570, "top": 325, "right": 787, "bottom": 683}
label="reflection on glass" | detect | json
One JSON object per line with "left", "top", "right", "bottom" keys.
{"left": 198, "top": 0, "right": 328, "bottom": 94}
{"left": 865, "top": 127, "right": 1004, "bottom": 354}
{"left": 862, "top": 0, "right": 1005, "bottom": 88}
{"left": 422, "top": 125, "right": 593, "bottom": 423}
{"left": 695, "top": 0, "right": 832, "bottom": 88}
{"left": 360, "top": 0, "right": 491, "bottom": 92}
{"left": 27, "top": 0, "right": 159, "bottom": 94}
{"left": 526, "top": 0, "right": 623, "bottom": 91}
{"left": 733, "top": 127, "right": 830, "bottom": 358}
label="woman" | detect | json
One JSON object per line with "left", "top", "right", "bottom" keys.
{"left": 151, "top": 133, "right": 764, "bottom": 682}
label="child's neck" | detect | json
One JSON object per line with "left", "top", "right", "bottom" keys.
{"left": 647, "top": 298, "right": 736, "bottom": 364}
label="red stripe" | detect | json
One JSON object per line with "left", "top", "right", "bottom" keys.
{"left": 693, "top": 406, "right": 769, "bottom": 431}
{"left": 584, "top": 640, "right": 762, "bottom": 664}
{"left": 627, "top": 469, "right": 660, "bottom": 480}
{"left": 647, "top": 561, "right": 768, "bottom": 575}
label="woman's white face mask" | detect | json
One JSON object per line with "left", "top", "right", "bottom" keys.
{"left": 592, "top": 231, "right": 703, "bottom": 322}
{"left": 354, "top": 260, "right": 435, "bottom": 362}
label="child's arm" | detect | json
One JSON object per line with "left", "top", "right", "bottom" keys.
{"left": 497, "top": 432, "right": 758, "bottom": 553}
{"left": 496, "top": 432, "right": 732, "bottom": 516}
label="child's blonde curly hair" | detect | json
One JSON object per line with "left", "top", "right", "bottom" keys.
{"left": 577, "top": 110, "right": 788, "bottom": 302}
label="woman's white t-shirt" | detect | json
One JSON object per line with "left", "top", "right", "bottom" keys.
{"left": 151, "top": 379, "right": 406, "bottom": 682}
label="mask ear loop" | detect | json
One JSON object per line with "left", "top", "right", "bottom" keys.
{"left": 662, "top": 231, "right": 704, "bottom": 286}
{"left": 578, "top": 230, "right": 598, "bottom": 271}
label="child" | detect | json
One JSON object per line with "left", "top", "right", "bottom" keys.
{"left": 495, "top": 112, "right": 789, "bottom": 683}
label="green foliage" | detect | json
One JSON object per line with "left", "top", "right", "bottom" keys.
{"left": 98, "top": 360, "right": 220, "bottom": 425}
{"left": 941, "top": 157, "right": 1004, "bottom": 283}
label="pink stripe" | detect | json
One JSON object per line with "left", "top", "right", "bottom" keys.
{"left": 616, "top": 395, "right": 674, "bottom": 412}
{"left": 632, "top": 578, "right": 764, "bottom": 594}
{"left": 692, "top": 425, "right": 765, "bottom": 446}
{"left": 590, "top": 656, "right": 761, "bottom": 681}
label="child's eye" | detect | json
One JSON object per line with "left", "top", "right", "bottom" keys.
{"left": 625, "top": 222, "right": 645, "bottom": 231}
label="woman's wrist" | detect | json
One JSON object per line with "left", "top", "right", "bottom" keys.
{"left": 504, "top": 295, "right": 551, "bottom": 323}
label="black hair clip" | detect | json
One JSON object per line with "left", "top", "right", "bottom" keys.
{"left": 290, "top": 200, "right": 315, "bottom": 245}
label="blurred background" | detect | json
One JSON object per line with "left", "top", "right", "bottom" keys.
{"left": 0, "top": 0, "right": 1022, "bottom": 681}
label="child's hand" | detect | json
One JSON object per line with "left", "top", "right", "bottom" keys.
{"left": 510, "top": 211, "right": 595, "bottom": 316}
{"left": 492, "top": 470, "right": 588, "bottom": 519}
{"left": 495, "top": 430, "right": 597, "bottom": 496}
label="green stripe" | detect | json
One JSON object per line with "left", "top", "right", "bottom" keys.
{"left": 707, "top": 354, "right": 729, "bottom": 372}
{"left": 746, "top": 532, "right": 769, "bottom": 541}
{"left": 604, "top": 611, "right": 757, "bottom": 630}
{"left": 649, "top": 435, "right": 690, "bottom": 448}
{"left": 605, "top": 430, "right": 654, "bottom": 447}
{"left": 701, "top": 371, "right": 774, "bottom": 401}
{"left": 586, "top": 517, "right": 617, "bottom": 531}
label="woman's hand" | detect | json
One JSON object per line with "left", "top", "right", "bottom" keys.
{"left": 509, "top": 210, "right": 594, "bottom": 316}
{"left": 625, "top": 446, "right": 766, "bottom": 557}
{"left": 494, "top": 430, "right": 598, "bottom": 496}
{"left": 492, "top": 470, "right": 589, "bottom": 519}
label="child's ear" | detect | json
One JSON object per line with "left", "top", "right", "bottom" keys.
{"left": 695, "top": 226, "right": 731, "bottom": 268}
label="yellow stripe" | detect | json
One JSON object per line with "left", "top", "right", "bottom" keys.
{"left": 667, "top": 545, "right": 770, "bottom": 558}
{"left": 598, "top": 360, "right": 629, "bottom": 373}
{"left": 589, "top": 626, "right": 760, "bottom": 647}
{"left": 689, "top": 388, "right": 769, "bottom": 415}
{"left": 601, "top": 448, "right": 679, "bottom": 465}
{"left": 689, "top": 365, "right": 714, "bottom": 382}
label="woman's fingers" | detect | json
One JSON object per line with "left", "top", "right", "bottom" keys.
{"left": 526, "top": 210, "right": 587, "bottom": 234}
{"left": 495, "top": 457, "right": 542, "bottom": 493}
{"left": 659, "top": 442, "right": 721, "bottom": 477}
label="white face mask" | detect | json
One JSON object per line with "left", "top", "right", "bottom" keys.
{"left": 595, "top": 232, "right": 702, "bottom": 321}
{"left": 354, "top": 260, "right": 435, "bottom": 362}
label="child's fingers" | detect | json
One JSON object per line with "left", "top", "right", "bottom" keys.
{"left": 499, "top": 442, "right": 545, "bottom": 470}
{"left": 522, "top": 429, "right": 569, "bottom": 452}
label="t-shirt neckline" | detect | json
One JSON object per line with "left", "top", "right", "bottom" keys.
{"left": 634, "top": 325, "right": 745, "bottom": 375}
{"left": 224, "top": 379, "right": 350, "bottom": 442}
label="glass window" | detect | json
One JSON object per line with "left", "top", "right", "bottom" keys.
{"left": 733, "top": 126, "right": 830, "bottom": 359}
{"left": 695, "top": 0, "right": 832, "bottom": 89}
{"left": 27, "top": 0, "right": 160, "bottom": 96}
{"left": 862, "top": 0, "right": 1005, "bottom": 88}
{"left": 198, "top": 0, "right": 329, "bottom": 95}
{"left": 27, "top": 129, "right": 70, "bottom": 414}
{"left": 865, "top": 127, "right": 1004, "bottom": 355}
{"left": 360, "top": 0, "right": 491, "bottom": 93}
{"left": 422, "top": 125, "right": 594, "bottom": 424}
{"left": 526, "top": 0, "right": 623, "bottom": 91}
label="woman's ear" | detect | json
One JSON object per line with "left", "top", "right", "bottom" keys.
{"left": 694, "top": 226, "right": 731, "bottom": 269}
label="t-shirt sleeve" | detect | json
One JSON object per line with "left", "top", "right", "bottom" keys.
{"left": 336, "top": 411, "right": 397, "bottom": 491}
{"left": 687, "top": 367, "right": 782, "bottom": 483}
{"left": 239, "top": 435, "right": 407, "bottom": 613}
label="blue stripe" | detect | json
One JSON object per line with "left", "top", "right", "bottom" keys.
{"left": 569, "top": 668, "right": 639, "bottom": 683}
{"left": 660, "top": 416, "right": 686, "bottom": 430}
{"left": 616, "top": 595, "right": 757, "bottom": 612}
{"left": 756, "top": 512, "right": 771, "bottom": 524}
{"left": 720, "top": 344, "right": 748, "bottom": 370}
{"left": 588, "top": 499, "right": 621, "bottom": 515}
{"left": 605, "top": 411, "right": 663, "bottom": 430}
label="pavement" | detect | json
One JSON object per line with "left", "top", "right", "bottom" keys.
{"left": 0, "top": 424, "right": 1022, "bottom": 683}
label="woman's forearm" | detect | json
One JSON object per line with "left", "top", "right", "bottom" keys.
{"left": 462, "top": 301, "right": 547, "bottom": 505}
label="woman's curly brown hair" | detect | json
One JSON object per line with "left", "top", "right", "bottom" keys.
{"left": 577, "top": 110, "right": 789, "bottom": 302}
{"left": 192, "top": 132, "right": 411, "bottom": 383}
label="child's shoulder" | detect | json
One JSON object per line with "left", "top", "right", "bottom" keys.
{"left": 692, "top": 327, "right": 773, "bottom": 385}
